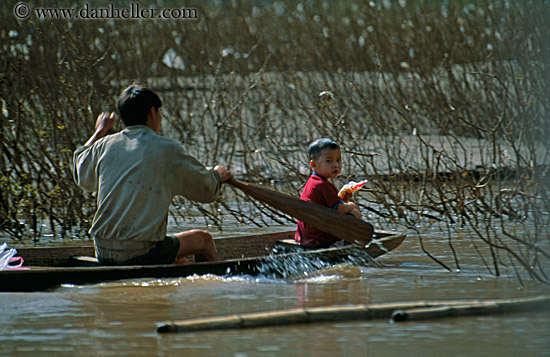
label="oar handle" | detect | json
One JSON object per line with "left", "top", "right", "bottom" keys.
{"left": 226, "top": 178, "right": 239, "bottom": 186}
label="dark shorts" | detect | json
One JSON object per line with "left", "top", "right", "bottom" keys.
{"left": 100, "top": 235, "right": 180, "bottom": 266}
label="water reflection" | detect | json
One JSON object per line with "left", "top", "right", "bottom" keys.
{"left": 1, "top": 225, "right": 549, "bottom": 355}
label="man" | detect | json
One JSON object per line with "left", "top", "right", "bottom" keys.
{"left": 72, "top": 84, "right": 233, "bottom": 265}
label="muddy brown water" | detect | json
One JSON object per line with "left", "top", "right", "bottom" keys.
{"left": 1, "top": 222, "right": 549, "bottom": 356}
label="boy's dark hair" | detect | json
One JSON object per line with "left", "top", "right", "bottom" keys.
{"left": 117, "top": 84, "right": 162, "bottom": 126}
{"left": 308, "top": 138, "right": 340, "bottom": 161}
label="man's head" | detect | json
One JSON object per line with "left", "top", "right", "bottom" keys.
{"left": 117, "top": 84, "right": 162, "bottom": 127}
{"left": 308, "top": 138, "right": 342, "bottom": 179}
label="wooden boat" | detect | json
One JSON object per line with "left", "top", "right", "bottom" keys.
{"left": 0, "top": 229, "right": 406, "bottom": 292}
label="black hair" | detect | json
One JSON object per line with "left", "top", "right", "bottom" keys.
{"left": 117, "top": 84, "right": 162, "bottom": 126}
{"left": 308, "top": 138, "right": 340, "bottom": 161}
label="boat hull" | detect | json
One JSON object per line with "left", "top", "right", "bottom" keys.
{"left": 0, "top": 230, "right": 405, "bottom": 292}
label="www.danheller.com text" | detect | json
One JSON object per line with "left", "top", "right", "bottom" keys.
{"left": 13, "top": 2, "right": 198, "bottom": 20}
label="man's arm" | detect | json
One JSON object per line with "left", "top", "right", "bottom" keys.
{"left": 85, "top": 112, "right": 116, "bottom": 147}
{"left": 72, "top": 112, "right": 116, "bottom": 192}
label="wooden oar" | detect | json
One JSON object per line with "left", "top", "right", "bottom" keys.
{"left": 227, "top": 178, "right": 374, "bottom": 246}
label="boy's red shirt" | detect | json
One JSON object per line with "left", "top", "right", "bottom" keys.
{"left": 294, "top": 173, "right": 342, "bottom": 248}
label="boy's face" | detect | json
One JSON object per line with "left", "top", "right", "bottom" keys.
{"left": 310, "top": 148, "right": 342, "bottom": 179}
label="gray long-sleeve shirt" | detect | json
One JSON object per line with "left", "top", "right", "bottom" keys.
{"left": 72, "top": 125, "right": 221, "bottom": 261}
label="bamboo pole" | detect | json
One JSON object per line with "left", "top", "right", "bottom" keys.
{"left": 157, "top": 295, "right": 550, "bottom": 333}
{"left": 390, "top": 295, "right": 550, "bottom": 322}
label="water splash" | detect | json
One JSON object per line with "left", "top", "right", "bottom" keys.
{"left": 365, "top": 239, "right": 389, "bottom": 253}
{"left": 251, "top": 245, "right": 382, "bottom": 280}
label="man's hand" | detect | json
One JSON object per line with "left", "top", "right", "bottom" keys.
{"left": 85, "top": 112, "right": 116, "bottom": 147}
{"left": 95, "top": 112, "right": 116, "bottom": 135}
{"left": 214, "top": 165, "right": 233, "bottom": 183}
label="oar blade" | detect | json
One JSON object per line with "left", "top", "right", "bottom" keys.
{"left": 228, "top": 179, "right": 373, "bottom": 246}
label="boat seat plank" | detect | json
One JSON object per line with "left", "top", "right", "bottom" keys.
{"left": 71, "top": 256, "right": 101, "bottom": 267}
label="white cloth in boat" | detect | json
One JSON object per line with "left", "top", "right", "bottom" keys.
{"left": 72, "top": 125, "right": 221, "bottom": 262}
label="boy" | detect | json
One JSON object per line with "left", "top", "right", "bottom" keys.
{"left": 294, "top": 138, "right": 362, "bottom": 248}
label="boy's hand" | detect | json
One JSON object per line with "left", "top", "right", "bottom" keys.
{"left": 338, "top": 180, "right": 367, "bottom": 202}
{"left": 340, "top": 191, "right": 353, "bottom": 202}
{"left": 350, "top": 206, "right": 362, "bottom": 219}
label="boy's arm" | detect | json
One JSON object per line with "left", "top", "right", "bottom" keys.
{"left": 336, "top": 201, "right": 362, "bottom": 219}
{"left": 336, "top": 202, "right": 355, "bottom": 214}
